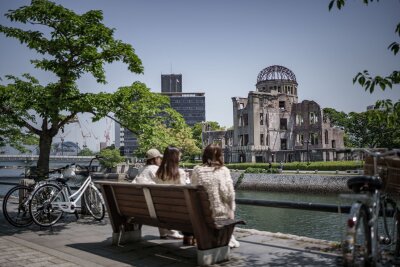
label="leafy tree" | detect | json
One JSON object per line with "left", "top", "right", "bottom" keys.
{"left": 94, "top": 81, "right": 200, "bottom": 159}
{"left": 78, "top": 147, "right": 94, "bottom": 156}
{"left": 98, "top": 147, "right": 124, "bottom": 170}
{"left": 0, "top": 120, "right": 38, "bottom": 153}
{"left": 192, "top": 121, "right": 225, "bottom": 149}
{"left": 329, "top": 0, "right": 399, "bottom": 93}
{"left": 0, "top": 0, "right": 143, "bottom": 178}
{"left": 323, "top": 104, "right": 400, "bottom": 148}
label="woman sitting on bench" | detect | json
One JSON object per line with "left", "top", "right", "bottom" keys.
{"left": 153, "top": 146, "right": 187, "bottom": 239}
{"left": 190, "top": 144, "right": 240, "bottom": 248}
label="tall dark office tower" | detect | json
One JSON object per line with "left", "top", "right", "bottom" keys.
{"left": 161, "top": 74, "right": 182, "bottom": 93}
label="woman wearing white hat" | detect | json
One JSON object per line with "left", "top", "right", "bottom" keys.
{"left": 132, "top": 148, "right": 163, "bottom": 184}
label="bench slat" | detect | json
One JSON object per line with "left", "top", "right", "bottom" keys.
{"left": 116, "top": 194, "right": 147, "bottom": 203}
{"left": 157, "top": 211, "right": 191, "bottom": 222}
{"left": 154, "top": 203, "right": 188, "bottom": 214}
{"left": 114, "top": 187, "right": 143, "bottom": 196}
{"left": 119, "top": 206, "right": 150, "bottom": 217}
{"left": 117, "top": 199, "right": 148, "bottom": 209}
{"left": 150, "top": 189, "right": 185, "bottom": 199}
{"left": 152, "top": 197, "right": 187, "bottom": 206}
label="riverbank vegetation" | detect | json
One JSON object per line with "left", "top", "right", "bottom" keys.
{"left": 182, "top": 160, "right": 362, "bottom": 171}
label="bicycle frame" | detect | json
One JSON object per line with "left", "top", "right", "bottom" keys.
{"left": 341, "top": 148, "right": 400, "bottom": 265}
{"left": 50, "top": 175, "right": 103, "bottom": 213}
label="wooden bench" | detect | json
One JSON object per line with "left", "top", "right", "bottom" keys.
{"left": 96, "top": 181, "right": 245, "bottom": 266}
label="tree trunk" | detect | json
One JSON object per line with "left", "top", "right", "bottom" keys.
{"left": 36, "top": 133, "right": 53, "bottom": 181}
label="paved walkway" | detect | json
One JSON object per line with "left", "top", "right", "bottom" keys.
{"left": 0, "top": 206, "right": 345, "bottom": 267}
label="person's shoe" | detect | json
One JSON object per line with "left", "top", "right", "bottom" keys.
{"left": 168, "top": 230, "right": 183, "bottom": 239}
{"left": 229, "top": 235, "right": 240, "bottom": 248}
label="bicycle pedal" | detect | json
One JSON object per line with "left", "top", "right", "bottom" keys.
{"left": 378, "top": 236, "right": 391, "bottom": 245}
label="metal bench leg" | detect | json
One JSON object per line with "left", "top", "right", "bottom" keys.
{"left": 197, "top": 246, "right": 230, "bottom": 266}
{"left": 112, "top": 224, "right": 142, "bottom": 245}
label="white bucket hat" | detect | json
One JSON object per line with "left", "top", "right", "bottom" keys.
{"left": 146, "top": 148, "right": 163, "bottom": 160}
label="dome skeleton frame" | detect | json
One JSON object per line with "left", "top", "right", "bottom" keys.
{"left": 257, "top": 65, "right": 297, "bottom": 84}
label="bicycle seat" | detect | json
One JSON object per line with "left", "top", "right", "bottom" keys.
{"left": 347, "top": 176, "right": 382, "bottom": 193}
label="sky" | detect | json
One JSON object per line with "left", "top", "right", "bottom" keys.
{"left": 0, "top": 0, "right": 399, "bottom": 152}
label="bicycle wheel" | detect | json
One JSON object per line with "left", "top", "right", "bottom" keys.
{"left": 380, "top": 198, "right": 400, "bottom": 258}
{"left": 29, "top": 183, "right": 66, "bottom": 227}
{"left": 83, "top": 184, "right": 105, "bottom": 220}
{"left": 342, "top": 203, "right": 372, "bottom": 267}
{"left": 2, "top": 185, "right": 33, "bottom": 227}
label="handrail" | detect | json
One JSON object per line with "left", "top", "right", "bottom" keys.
{"left": 236, "top": 198, "right": 351, "bottom": 213}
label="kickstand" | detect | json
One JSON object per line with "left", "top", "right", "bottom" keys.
{"left": 74, "top": 210, "right": 79, "bottom": 220}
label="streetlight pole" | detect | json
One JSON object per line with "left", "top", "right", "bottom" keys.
{"left": 305, "top": 139, "right": 310, "bottom": 164}
{"left": 61, "top": 137, "right": 64, "bottom": 156}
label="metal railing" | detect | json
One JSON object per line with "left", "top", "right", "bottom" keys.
{"left": 236, "top": 198, "right": 351, "bottom": 213}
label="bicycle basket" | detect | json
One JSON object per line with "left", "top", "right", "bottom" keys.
{"left": 364, "top": 155, "right": 400, "bottom": 196}
{"left": 63, "top": 166, "right": 76, "bottom": 179}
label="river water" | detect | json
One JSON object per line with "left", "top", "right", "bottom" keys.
{"left": 0, "top": 168, "right": 350, "bottom": 242}
{"left": 235, "top": 190, "right": 350, "bottom": 242}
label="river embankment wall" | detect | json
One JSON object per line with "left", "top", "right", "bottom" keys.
{"left": 230, "top": 172, "right": 352, "bottom": 193}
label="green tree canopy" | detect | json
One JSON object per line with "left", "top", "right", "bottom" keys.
{"left": 324, "top": 102, "right": 400, "bottom": 148}
{"left": 0, "top": 0, "right": 145, "bottom": 178}
{"left": 78, "top": 147, "right": 94, "bottom": 156}
{"left": 98, "top": 147, "right": 124, "bottom": 169}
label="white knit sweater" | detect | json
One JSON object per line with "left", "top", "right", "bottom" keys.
{"left": 190, "top": 165, "right": 235, "bottom": 219}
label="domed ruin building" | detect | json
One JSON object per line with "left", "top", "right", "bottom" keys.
{"left": 202, "top": 65, "right": 344, "bottom": 163}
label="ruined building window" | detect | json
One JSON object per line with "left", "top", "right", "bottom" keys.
{"left": 260, "top": 113, "right": 264, "bottom": 125}
{"left": 297, "top": 134, "right": 304, "bottom": 145}
{"left": 309, "top": 112, "right": 318, "bottom": 124}
{"left": 266, "top": 134, "right": 270, "bottom": 146}
{"left": 244, "top": 134, "right": 249, "bottom": 145}
{"left": 243, "top": 114, "right": 248, "bottom": 126}
{"left": 325, "top": 130, "right": 329, "bottom": 144}
{"left": 260, "top": 134, "right": 264, "bottom": 145}
{"left": 296, "top": 114, "right": 303, "bottom": 125}
{"left": 281, "top": 139, "right": 287, "bottom": 150}
{"left": 265, "top": 115, "right": 269, "bottom": 127}
{"left": 310, "top": 133, "right": 318, "bottom": 145}
{"left": 280, "top": 118, "right": 287, "bottom": 130}
{"left": 279, "top": 101, "right": 285, "bottom": 110}
{"left": 239, "top": 135, "right": 243, "bottom": 146}
{"left": 238, "top": 115, "right": 242, "bottom": 126}
{"left": 239, "top": 103, "right": 244, "bottom": 110}
{"left": 332, "top": 140, "right": 336, "bottom": 148}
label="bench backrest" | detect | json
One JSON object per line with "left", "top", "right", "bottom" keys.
{"left": 96, "top": 181, "right": 214, "bottom": 234}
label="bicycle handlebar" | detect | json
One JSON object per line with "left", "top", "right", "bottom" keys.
{"left": 48, "top": 163, "right": 76, "bottom": 174}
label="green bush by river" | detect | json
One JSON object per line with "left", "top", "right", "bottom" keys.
{"left": 181, "top": 161, "right": 362, "bottom": 171}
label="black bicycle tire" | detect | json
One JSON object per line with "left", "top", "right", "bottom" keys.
{"left": 2, "top": 185, "right": 33, "bottom": 227}
{"left": 29, "top": 183, "right": 65, "bottom": 227}
{"left": 83, "top": 185, "right": 105, "bottom": 221}
{"left": 343, "top": 203, "right": 372, "bottom": 267}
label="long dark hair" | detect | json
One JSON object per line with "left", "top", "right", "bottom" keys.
{"left": 202, "top": 144, "right": 224, "bottom": 169}
{"left": 156, "top": 146, "right": 181, "bottom": 181}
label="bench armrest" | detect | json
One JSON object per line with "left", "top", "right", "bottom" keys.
{"left": 213, "top": 218, "right": 246, "bottom": 230}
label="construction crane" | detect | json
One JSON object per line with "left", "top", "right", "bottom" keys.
{"left": 104, "top": 118, "right": 112, "bottom": 146}
{"left": 56, "top": 130, "right": 71, "bottom": 155}
{"left": 77, "top": 118, "right": 91, "bottom": 148}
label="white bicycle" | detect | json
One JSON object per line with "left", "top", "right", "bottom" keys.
{"left": 29, "top": 156, "right": 105, "bottom": 227}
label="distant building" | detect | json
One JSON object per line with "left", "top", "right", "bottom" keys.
{"left": 161, "top": 74, "right": 182, "bottom": 93}
{"left": 119, "top": 74, "right": 206, "bottom": 156}
{"left": 202, "top": 65, "right": 345, "bottom": 163}
{"left": 163, "top": 92, "right": 206, "bottom": 126}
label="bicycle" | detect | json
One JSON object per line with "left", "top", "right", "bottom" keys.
{"left": 28, "top": 156, "right": 105, "bottom": 227}
{"left": 2, "top": 164, "right": 75, "bottom": 227}
{"left": 340, "top": 148, "right": 400, "bottom": 267}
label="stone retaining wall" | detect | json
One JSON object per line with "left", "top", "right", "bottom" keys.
{"left": 234, "top": 173, "right": 352, "bottom": 193}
